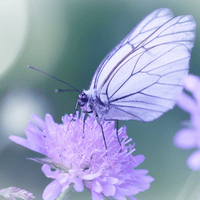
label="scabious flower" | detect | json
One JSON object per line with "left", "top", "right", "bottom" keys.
{"left": 0, "top": 187, "right": 35, "bottom": 200}
{"left": 174, "top": 74, "right": 200, "bottom": 171}
{"left": 10, "top": 112, "right": 154, "bottom": 200}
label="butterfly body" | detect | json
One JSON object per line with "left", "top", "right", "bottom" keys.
{"left": 78, "top": 89, "right": 110, "bottom": 121}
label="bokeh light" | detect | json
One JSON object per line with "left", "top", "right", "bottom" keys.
{"left": 0, "top": 0, "right": 27, "bottom": 76}
{"left": 0, "top": 88, "right": 50, "bottom": 148}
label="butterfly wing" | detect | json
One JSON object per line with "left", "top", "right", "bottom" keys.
{"left": 90, "top": 8, "right": 196, "bottom": 122}
{"left": 89, "top": 8, "right": 174, "bottom": 90}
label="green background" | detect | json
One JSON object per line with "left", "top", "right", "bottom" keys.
{"left": 0, "top": 0, "right": 200, "bottom": 199}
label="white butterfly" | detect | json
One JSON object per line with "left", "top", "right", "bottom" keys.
{"left": 78, "top": 8, "right": 196, "bottom": 124}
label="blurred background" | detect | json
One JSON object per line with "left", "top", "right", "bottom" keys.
{"left": 0, "top": 0, "right": 200, "bottom": 199}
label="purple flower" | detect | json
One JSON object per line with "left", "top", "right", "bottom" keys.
{"left": 10, "top": 112, "right": 154, "bottom": 200}
{"left": 0, "top": 187, "right": 35, "bottom": 200}
{"left": 174, "top": 74, "right": 200, "bottom": 171}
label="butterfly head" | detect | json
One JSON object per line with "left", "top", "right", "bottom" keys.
{"left": 78, "top": 92, "right": 88, "bottom": 107}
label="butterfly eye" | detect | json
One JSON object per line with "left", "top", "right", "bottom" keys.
{"left": 78, "top": 93, "right": 88, "bottom": 107}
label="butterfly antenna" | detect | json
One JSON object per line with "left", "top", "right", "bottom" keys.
{"left": 55, "top": 89, "right": 78, "bottom": 93}
{"left": 28, "top": 66, "right": 80, "bottom": 93}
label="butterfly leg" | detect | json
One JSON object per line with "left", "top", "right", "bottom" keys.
{"left": 81, "top": 110, "right": 108, "bottom": 150}
{"left": 96, "top": 119, "right": 107, "bottom": 150}
{"left": 94, "top": 112, "right": 107, "bottom": 150}
{"left": 69, "top": 101, "right": 79, "bottom": 123}
{"left": 82, "top": 110, "right": 93, "bottom": 138}
{"left": 116, "top": 120, "right": 121, "bottom": 147}
{"left": 73, "top": 101, "right": 79, "bottom": 117}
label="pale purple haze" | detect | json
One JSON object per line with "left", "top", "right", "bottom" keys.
{"left": 174, "top": 74, "right": 200, "bottom": 171}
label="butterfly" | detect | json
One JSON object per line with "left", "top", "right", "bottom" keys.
{"left": 78, "top": 8, "right": 196, "bottom": 122}
{"left": 76, "top": 8, "right": 196, "bottom": 148}
{"left": 29, "top": 8, "right": 196, "bottom": 149}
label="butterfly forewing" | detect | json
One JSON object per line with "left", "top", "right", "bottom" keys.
{"left": 89, "top": 8, "right": 174, "bottom": 91}
{"left": 122, "top": 8, "right": 174, "bottom": 47}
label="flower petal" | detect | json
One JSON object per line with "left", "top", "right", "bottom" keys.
{"left": 112, "top": 189, "right": 127, "bottom": 200}
{"left": 27, "top": 121, "right": 42, "bottom": 135}
{"left": 102, "top": 183, "right": 116, "bottom": 196}
{"left": 42, "top": 164, "right": 60, "bottom": 179}
{"left": 174, "top": 129, "right": 197, "bottom": 149}
{"left": 184, "top": 74, "right": 200, "bottom": 105}
{"left": 42, "top": 179, "right": 62, "bottom": 200}
{"left": 25, "top": 129, "right": 44, "bottom": 147}
{"left": 175, "top": 91, "right": 196, "bottom": 113}
{"left": 131, "top": 170, "right": 154, "bottom": 191}
{"left": 119, "top": 184, "right": 140, "bottom": 195}
{"left": 71, "top": 177, "right": 84, "bottom": 192}
{"left": 105, "top": 177, "right": 119, "bottom": 184}
{"left": 45, "top": 114, "right": 56, "bottom": 134}
{"left": 191, "top": 112, "right": 200, "bottom": 132}
{"left": 91, "top": 179, "right": 103, "bottom": 193}
{"left": 133, "top": 155, "right": 145, "bottom": 167}
{"left": 31, "top": 114, "right": 46, "bottom": 130}
{"left": 91, "top": 191, "right": 104, "bottom": 200}
{"left": 9, "top": 135, "right": 47, "bottom": 154}
{"left": 81, "top": 171, "right": 102, "bottom": 180}
{"left": 127, "top": 195, "right": 137, "bottom": 200}
{"left": 187, "top": 150, "right": 200, "bottom": 171}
